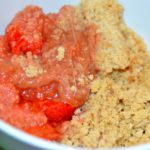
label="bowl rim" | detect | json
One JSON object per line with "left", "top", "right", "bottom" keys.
{"left": 0, "top": 121, "right": 150, "bottom": 150}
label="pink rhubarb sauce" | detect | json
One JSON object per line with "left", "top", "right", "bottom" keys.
{"left": 0, "top": 5, "right": 99, "bottom": 141}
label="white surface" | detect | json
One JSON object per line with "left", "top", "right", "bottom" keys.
{"left": 0, "top": 0, "right": 150, "bottom": 150}
{"left": 119, "top": 0, "right": 150, "bottom": 50}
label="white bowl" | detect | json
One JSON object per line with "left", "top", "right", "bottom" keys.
{"left": 0, "top": 0, "right": 150, "bottom": 150}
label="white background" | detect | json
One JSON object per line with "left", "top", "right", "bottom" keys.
{"left": 0, "top": 0, "right": 150, "bottom": 49}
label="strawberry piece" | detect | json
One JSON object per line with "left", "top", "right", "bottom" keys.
{"left": 20, "top": 82, "right": 59, "bottom": 101}
{"left": 5, "top": 6, "right": 45, "bottom": 55}
{"left": 0, "top": 102, "right": 47, "bottom": 129}
{"left": 25, "top": 124, "right": 61, "bottom": 141}
{"left": 0, "top": 36, "right": 10, "bottom": 57}
{"left": 44, "top": 101, "right": 76, "bottom": 123}
{"left": 0, "top": 83, "right": 19, "bottom": 109}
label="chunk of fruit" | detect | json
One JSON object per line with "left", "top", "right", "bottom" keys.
{"left": 43, "top": 101, "right": 75, "bottom": 122}
{"left": 0, "top": 102, "right": 47, "bottom": 129}
{"left": 25, "top": 124, "right": 61, "bottom": 141}
{"left": 6, "top": 6, "right": 45, "bottom": 55}
{"left": 0, "top": 83, "right": 19, "bottom": 109}
{"left": 0, "top": 36, "right": 9, "bottom": 57}
{"left": 20, "top": 82, "right": 59, "bottom": 101}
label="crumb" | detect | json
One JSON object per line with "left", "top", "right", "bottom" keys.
{"left": 71, "top": 86, "right": 77, "bottom": 92}
{"left": 78, "top": 77, "right": 85, "bottom": 85}
{"left": 56, "top": 46, "right": 65, "bottom": 61}
{"left": 88, "top": 74, "right": 94, "bottom": 80}
{"left": 25, "top": 65, "right": 43, "bottom": 78}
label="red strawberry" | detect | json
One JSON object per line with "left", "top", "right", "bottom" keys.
{"left": 5, "top": 6, "right": 45, "bottom": 55}
{"left": 0, "top": 36, "right": 10, "bottom": 57}
{"left": 20, "top": 82, "right": 59, "bottom": 101}
{"left": 43, "top": 101, "right": 76, "bottom": 123}
{"left": 0, "top": 83, "right": 19, "bottom": 109}
{"left": 25, "top": 124, "right": 61, "bottom": 141}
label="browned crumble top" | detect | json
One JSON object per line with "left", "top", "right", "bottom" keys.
{"left": 61, "top": 0, "right": 150, "bottom": 148}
